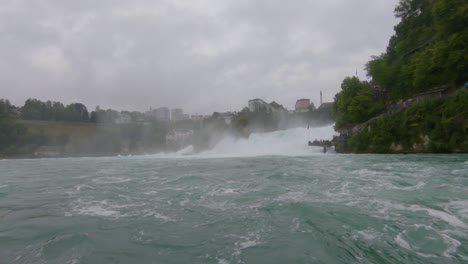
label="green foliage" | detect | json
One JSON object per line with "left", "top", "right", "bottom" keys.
{"left": 336, "top": 0, "right": 468, "bottom": 153}
{"left": 365, "top": 0, "right": 468, "bottom": 99}
{"left": 21, "top": 99, "right": 89, "bottom": 122}
{"left": 334, "top": 77, "right": 385, "bottom": 129}
{"left": 0, "top": 114, "right": 27, "bottom": 157}
{"left": 341, "top": 91, "right": 468, "bottom": 153}
{"left": 0, "top": 99, "right": 18, "bottom": 116}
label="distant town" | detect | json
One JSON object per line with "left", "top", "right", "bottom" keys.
{"left": 0, "top": 94, "right": 335, "bottom": 158}
{"left": 142, "top": 96, "right": 333, "bottom": 125}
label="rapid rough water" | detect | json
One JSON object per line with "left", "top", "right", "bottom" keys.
{"left": 0, "top": 126, "right": 467, "bottom": 264}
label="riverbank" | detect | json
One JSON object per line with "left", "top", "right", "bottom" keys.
{"left": 334, "top": 90, "right": 467, "bottom": 153}
{"left": 0, "top": 120, "right": 169, "bottom": 159}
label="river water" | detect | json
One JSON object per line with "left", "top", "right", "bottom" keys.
{"left": 0, "top": 126, "right": 467, "bottom": 264}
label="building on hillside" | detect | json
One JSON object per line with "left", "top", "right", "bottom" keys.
{"left": 145, "top": 107, "right": 170, "bottom": 122}
{"left": 154, "top": 107, "right": 170, "bottom": 122}
{"left": 318, "top": 102, "right": 334, "bottom": 110}
{"left": 144, "top": 108, "right": 156, "bottom": 120}
{"left": 295, "top": 99, "right": 311, "bottom": 112}
{"left": 171, "top": 108, "right": 189, "bottom": 121}
{"left": 248, "top": 98, "right": 271, "bottom": 112}
{"left": 115, "top": 112, "right": 132, "bottom": 124}
{"left": 310, "top": 102, "right": 316, "bottom": 111}
{"left": 269, "top": 101, "right": 287, "bottom": 113}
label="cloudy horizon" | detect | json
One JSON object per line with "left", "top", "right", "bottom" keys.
{"left": 1, "top": 0, "right": 399, "bottom": 115}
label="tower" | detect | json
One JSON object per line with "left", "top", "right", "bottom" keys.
{"left": 320, "top": 91, "right": 323, "bottom": 106}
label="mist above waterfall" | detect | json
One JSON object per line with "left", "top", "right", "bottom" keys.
{"left": 170, "top": 124, "right": 336, "bottom": 158}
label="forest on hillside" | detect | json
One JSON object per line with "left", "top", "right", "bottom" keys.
{"left": 333, "top": 0, "right": 468, "bottom": 153}
{"left": 334, "top": 0, "right": 467, "bottom": 130}
{"left": 367, "top": 0, "right": 467, "bottom": 99}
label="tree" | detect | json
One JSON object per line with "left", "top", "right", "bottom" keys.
{"left": 365, "top": 0, "right": 467, "bottom": 100}
{"left": 0, "top": 108, "right": 27, "bottom": 156}
{"left": 334, "top": 77, "right": 384, "bottom": 129}
{"left": 20, "top": 99, "right": 90, "bottom": 122}
{"left": 0, "top": 99, "right": 15, "bottom": 115}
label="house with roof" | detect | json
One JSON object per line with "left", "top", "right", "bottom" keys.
{"left": 295, "top": 99, "right": 311, "bottom": 112}
{"left": 269, "top": 101, "right": 287, "bottom": 113}
{"left": 248, "top": 98, "right": 271, "bottom": 113}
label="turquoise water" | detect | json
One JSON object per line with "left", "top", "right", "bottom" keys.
{"left": 0, "top": 154, "right": 467, "bottom": 264}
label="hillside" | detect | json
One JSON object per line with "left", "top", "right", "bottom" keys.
{"left": 335, "top": 90, "right": 467, "bottom": 153}
{"left": 333, "top": 0, "right": 468, "bottom": 153}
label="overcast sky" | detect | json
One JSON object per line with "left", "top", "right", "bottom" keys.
{"left": 1, "top": 0, "right": 399, "bottom": 114}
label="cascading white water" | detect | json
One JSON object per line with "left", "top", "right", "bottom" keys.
{"left": 197, "top": 124, "right": 336, "bottom": 157}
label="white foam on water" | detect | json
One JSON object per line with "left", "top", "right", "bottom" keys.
{"left": 69, "top": 184, "right": 94, "bottom": 194}
{"left": 68, "top": 259, "right": 80, "bottom": 264}
{"left": 372, "top": 201, "right": 468, "bottom": 230}
{"left": 444, "top": 200, "right": 468, "bottom": 220}
{"left": 207, "top": 187, "right": 240, "bottom": 197}
{"left": 239, "top": 240, "right": 260, "bottom": 249}
{"left": 179, "top": 198, "right": 189, "bottom": 206}
{"left": 200, "top": 125, "right": 336, "bottom": 158}
{"left": 153, "top": 213, "right": 174, "bottom": 222}
{"left": 351, "top": 169, "right": 385, "bottom": 177}
{"left": 274, "top": 191, "right": 307, "bottom": 203}
{"left": 176, "top": 145, "right": 195, "bottom": 155}
{"left": 217, "top": 258, "right": 230, "bottom": 264}
{"left": 232, "top": 232, "right": 263, "bottom": 258}
{"left": 75, "top": 204, "right": 120, "bottom": 218}
{"left": 415, "top": 252, "right": 439, "bottom": 259}
{"left": 395, "top": 231, "right": 411, "bottom": 250}
{"left": 409, "top": 206, "right": 468, "bottom": 229}
{"left": 68, "top": 199, "right": 124, "bottom": 218}
{"left": 290, "top": 218, "right": 301, "bottom": 232}
{"left": 141, "top": 209, "right": 175, "bottom": 222}
{"left": 354, "top": 229, "right": 382, "bottom": 241}
{"left": 441, "top": 233, "right": 461, "bottom": 258}
{"left": 110, "top": 203, "right": 146, "bottom": 209}
{"left": 92, "top": 177, "right": 132, "bottom": 184}
{"left": 154, "top": 187, "right": 187, "bottom": 191}
{"left": 145, "top": 125, "right": 336, "bottom": 159}
{"left": 437, "top": 183, "right": 464, "bottom": 190}
{"left": 389, "top": 181, "right": 425, "bottom": 191}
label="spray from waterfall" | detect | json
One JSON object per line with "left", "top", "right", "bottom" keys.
{"left": 170, "top": 124, "right": 336, "bottom": 158}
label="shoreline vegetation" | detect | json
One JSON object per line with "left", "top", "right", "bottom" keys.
{"left": 0, "top": 99, "right": 334, "bottom": 159}
{"left": 332, "top": 0, "right": 467, "bottom": 153}
{"left": 334, "top": 89, "right": 467, "bottom": 153}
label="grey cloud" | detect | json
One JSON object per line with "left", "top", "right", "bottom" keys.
{"left": 0, "top": 0, "right": 399, "bottom": 114}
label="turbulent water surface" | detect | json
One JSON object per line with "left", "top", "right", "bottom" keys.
{"left": 0, "top": 127, "right": 467, "bottom": 264}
